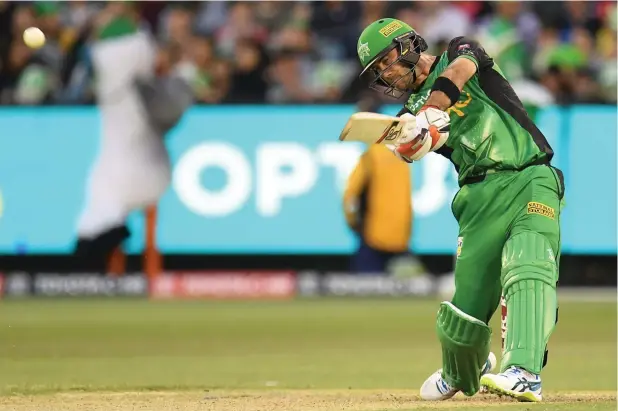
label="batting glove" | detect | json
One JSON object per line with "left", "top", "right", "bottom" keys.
{"left": 387, "top": 112, "right": 431, "bottom": 163}
{"left": 397, "top": 106, "right": 450, "bottom": 161}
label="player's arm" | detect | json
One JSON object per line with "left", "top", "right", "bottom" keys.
{"left": 425, "top": 37, "right": 493, "bottom": 110}
{"left": 395, "top": 37, "right": 493, "bottom": 161}
{"left": 424, "top": 58, "right": 476, "bottom": 110}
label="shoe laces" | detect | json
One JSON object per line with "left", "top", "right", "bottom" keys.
{"left": 504, "top": 366, "right": 538, "bottom": 380}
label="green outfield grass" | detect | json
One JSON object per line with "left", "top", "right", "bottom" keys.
{"left": 0, "top": 298, "right": 615, "bottom": 410}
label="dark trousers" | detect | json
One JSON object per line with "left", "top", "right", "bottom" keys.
{"left": 350, "top": 239, "right": 407, "bottom": 274}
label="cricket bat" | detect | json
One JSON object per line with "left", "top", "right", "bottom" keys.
{"left": 338, "top": 112, "right": 414, "bottom": 145}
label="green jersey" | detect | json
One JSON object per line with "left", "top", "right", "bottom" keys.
{"left": 401, "top": 37, "right": 554, "bottom": 186}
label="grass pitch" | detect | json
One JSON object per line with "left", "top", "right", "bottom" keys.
{"left": 0, "top": 298, "right": 615, "bottom": 410}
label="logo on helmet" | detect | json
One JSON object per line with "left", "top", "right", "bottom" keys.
{"left": 379, "top": 20, "right": 403, "bottom": 37}
{"left": 358, "top": 42, "right": 370, "bottom": 63}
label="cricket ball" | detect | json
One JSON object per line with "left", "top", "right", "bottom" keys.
{"left": 23, "top": 27, "right": 46, "bottom": 49}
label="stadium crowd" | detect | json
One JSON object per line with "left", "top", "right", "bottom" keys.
{"left": 0, "top": 1, "right": 615, "bottom": 106}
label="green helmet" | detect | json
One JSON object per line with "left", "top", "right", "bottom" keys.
{"left": 357, "top": 18, "right": 428, "bottom": 97}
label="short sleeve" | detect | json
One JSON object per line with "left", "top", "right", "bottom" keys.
{"left": 447, "top": 36, "right": 494, "bottom": 72}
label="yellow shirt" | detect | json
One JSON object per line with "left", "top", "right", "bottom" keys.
{"left": 343, "top": 145, "right": 412, "bottom": 252}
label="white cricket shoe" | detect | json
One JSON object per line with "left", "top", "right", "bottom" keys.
{"left": 420, "top": 352, "right": 497, "bottom": 401}
{"left": 480, "top": 366, "right": 542, "bottom": 402}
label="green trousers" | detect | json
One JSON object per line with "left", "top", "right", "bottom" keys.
{"left": 450, "top": 164, "right": 563, "bottom": 370}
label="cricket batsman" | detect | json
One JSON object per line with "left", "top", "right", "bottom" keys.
{"left": 356, "top": 19, "right": 564, "bottom": 402}
{"left": 74, "top": 2, "right": 192, "bottom": 270}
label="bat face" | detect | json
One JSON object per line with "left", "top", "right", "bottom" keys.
{"left": 339, "top": 112, "right": 413, "bottom": 145}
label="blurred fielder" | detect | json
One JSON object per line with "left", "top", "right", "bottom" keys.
{"left": 343, "top": 144, "right": 412, "bottom": 274}
{"left": 74, "top": 3, "right": 192, "bottom": 271}
{"left": 356, "top": 19, "right": 564, "bottom": 402}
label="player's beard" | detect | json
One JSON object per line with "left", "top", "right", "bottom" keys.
{"left": 389, "top": 68, "right": 416, "bottom": 96}
{"left": 371, "top": 61, "right": 419, "bottom": 98}
{"left": 406, "top": 65, "right": 424, "bottom": 93}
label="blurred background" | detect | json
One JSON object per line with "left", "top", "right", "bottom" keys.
{"left": 0, "top": 0, "right": 615, "bottom": 299}
{"left": 0, "top": 1, "right": 615, "bottom": 405}
{"left": 0, "top": 0, "right": 616, "bottom": 106}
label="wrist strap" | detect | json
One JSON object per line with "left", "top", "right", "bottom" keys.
{"left": 430, "top": 76, "right": 461, "bottom": 107}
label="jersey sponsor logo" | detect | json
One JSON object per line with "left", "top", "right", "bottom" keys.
{"left": 456, "top": 236, "right": 463, "bottom": 258}
{"left": 379, "top": 21, "right": 403, "bottom": 37}
{"left": 408, "top": 90, "right": 472, "bottom": 118}
{"left": 407, "top": 90, "right": 431, "bottom": 113}
{"left": 527, "top": 201, "right": 555, "bottom": 220}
